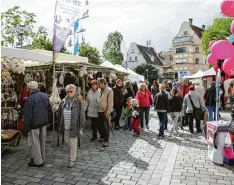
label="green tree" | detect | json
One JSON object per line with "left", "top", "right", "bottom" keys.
{"left": 201, "top": 17, "right": 233, "bottom": 56}
{"left": 1, "top": 6, "right": 36, "bottom": 47}
{"left": 102, "top": 31, "right": 123, "bottom": 65}
{"left": 135, "top": 64, "right": 158, "bottom": 83}
{"left": 79, "top": 43, "right": 101, "bottom": 64}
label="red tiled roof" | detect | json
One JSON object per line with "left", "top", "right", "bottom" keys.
{"left": 191, "top": 25, "right": 204, "bottom": 38}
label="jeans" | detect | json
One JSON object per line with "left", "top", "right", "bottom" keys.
{"left": 170, "top": 112, "right": 180, "bottom": 135}
{"left": 98, "top": 112, "right": 109, "bottom": 142}
{"left": 182, "top": 115, "right": 188, "bottom": 126}
{"left": 187, "top": 113, "right": 202, "bottom": 133}
{"left": 157, "top": 112, "right": 167, "bottom": 136}
{"left": 206, "top": 106, "right": 215, "bottom": 121}
{"left": 124, "top": 116, "right": 131, "bottom": 129}
{"left": 140, "top": 107, "right": 150, "bottom": 128}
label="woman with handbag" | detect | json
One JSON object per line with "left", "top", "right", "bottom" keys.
{"left": 58, "top": 84, "right": 85, "bottom": 168}
{"left": 182, "top": 86, "right": 207, "bottom": 134}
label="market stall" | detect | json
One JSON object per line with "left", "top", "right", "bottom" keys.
{"left": 127, "top": 68, "right": 145, "bottom": 83}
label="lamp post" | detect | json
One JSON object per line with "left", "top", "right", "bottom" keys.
{"left": 146, "top": 40, "right": 151, "bottom": 80}
{"left": 18, "top": 25, "right": 26, "bottom": 48}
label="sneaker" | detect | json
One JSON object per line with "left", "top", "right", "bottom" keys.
{"left": 102, "top": 142, "right": 109, "bottom": 147}
{"left": 68, "top": 161, "right": 75, "bottom": 168}
{"left": 90, "top": 137, "right": 97, "bottom": 141}
{"left": 99, "top": 138, "right": 104, "bottom": 142}
{"left": 158, "top": 135, "right": 165, "bottom": 139}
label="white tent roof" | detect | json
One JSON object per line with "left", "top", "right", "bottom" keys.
{"left": 100, "top": 60, "right": 115, "bottom": 68}
{"left": 114, "top": 64, "right": 128, "bottom": 73}
{"left": 1, "top": 47, "right": 89, "bottom": 67}
{"left": 127, "top": 68, "right": 145, "bottom": 83}
{"left": 203, "top": 67, "right": 216, "bottom": 77}
{"left": 182, "top": 70, "right": 204, "bottom": 79}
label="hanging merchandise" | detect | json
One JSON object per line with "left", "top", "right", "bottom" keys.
{"left": 59, "top": 73, "right": 64, "bottom": 85}
{"left": 50, "top": 78, "right": 61, "bottom": 112}
{"left": 108, "top": 72, "right": 117, "bottom": 83}
{"left": 79, "top": 66, "right": 87, "bottom": 77}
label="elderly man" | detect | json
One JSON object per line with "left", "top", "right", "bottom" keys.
{"left": 97, "top": 78, "right": 114, "bottom": 147}
{"left": 24, "top": 81, "right": 52, "bottom": 167}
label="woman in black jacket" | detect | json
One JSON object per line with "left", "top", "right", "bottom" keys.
{"left": 123, "top": 81, "right": 135, "bottom": 108}
{"left": 204, "top": 82, "right": 216, "bottom": 121}
{"left": 154, "top": 84, "right": 169, "bottom": 139}
{"left": 169, "top": 88, "right": 182, "bottom": 138}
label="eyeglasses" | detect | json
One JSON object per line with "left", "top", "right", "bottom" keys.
{"left": 66, "top": 91, "right": 74, "bottom": 94}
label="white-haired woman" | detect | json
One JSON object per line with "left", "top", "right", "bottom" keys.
{"left": 136, "top": 83, "right": 152, "bottom": 130}
{"left": 58, "top": 84, "right": 85, "bottom": 168}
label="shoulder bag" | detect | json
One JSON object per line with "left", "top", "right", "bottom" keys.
{"left": 188, "top": 95, "right": 204, "bottom": 120}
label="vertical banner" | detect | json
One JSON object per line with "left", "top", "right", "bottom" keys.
{"left": 53, "top": 0, "right": 85, "bottom": 53}
{"left": 73, "top": 20, "right": 79, "bottom": 55}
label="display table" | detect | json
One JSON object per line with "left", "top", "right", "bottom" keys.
{"left": 1, "top": 130, "right": 21, "bottom": 154}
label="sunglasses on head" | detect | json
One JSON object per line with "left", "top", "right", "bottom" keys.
{"left": 66, "top": 91, "right": 74, "bottom": 93}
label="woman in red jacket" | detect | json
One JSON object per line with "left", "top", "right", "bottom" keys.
{"left": 136, "top": 83, "right": 152, "bottom": 129}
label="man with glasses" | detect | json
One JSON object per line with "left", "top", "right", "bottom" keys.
{"left": 97, "top": 78, "right": 113, "bottom": 147}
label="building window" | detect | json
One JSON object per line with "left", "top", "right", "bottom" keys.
{"left": 129, "top": 56, "right": 132, "bottom": 61}
{"left": 176, "top": 47, "right": 187, "bottom": 53}
{"left": 135, "top": 56, "right": 138, "bottom": 61}
{"left": 131, "top": 49, "right": 135, "bottom": 53}
{"left": 184, "top": 31, "right": 188, "bottom": 35}
{"left": 195, "top": 58, "right": 199, "bottom": 64}
{"left": 195, "top": 47, "right": 199, "bottom": 53}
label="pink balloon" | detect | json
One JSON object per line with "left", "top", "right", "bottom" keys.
{"left": 220, "top": 0, "right": 234, "bottom": 17}
{"left": 223, "top": 57, "right": 234, "bottom": 76}
{"left": 209, "top": 40, "right": 216, "bottom": 49}
{"left": 214, "top": 64, "right": 218, "bottom": 72}
{"left": 207, "top": 53, "right": 217, "bottom": 64}
{"left": 211, "top": 40, "right": 234, "bottom": 59}
{"left": 231, "top": 20, "right": 234, "bottom": 34}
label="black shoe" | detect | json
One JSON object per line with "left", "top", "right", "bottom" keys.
{"left": 99, "top": 138, "right": 104, "bottom": 142}
{"left": 190, "top": 131, "right": 194, "bottom": 134}
{"left": 197, "top": 130, "right": 202, "bottom": 133}
{"left": 102, "top": 142, "right": 109, "bottom": 147}
{"left": 115, "top": 126, "right": 120, "bottom": 130}
{"left": 146, "top": 126, "right": 149, "bottom": 129}
{"left": 180, "top": 126, "right": 184, "bottom": 130}
{"left": 28, "top": 161, "right": 44, "bottom": 167}
{"left": 90, "top": 137, "right": 97, "bottom": 141}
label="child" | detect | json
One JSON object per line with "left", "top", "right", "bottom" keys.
{"left": 169, "top": 88, "right": 183, "bottom": 138}
{"left": 123, "top": 97, "right": 133, "bottom": 130}
{"left": 130, "top": 99, "right": 142, "bottom": 137}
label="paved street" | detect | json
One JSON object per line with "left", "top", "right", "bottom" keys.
{"left": 1, "top": 111, "right": 234, "bottom": 185}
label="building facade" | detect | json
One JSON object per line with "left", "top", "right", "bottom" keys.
{"left": 171, "top": 18, "right": 209, "bottom": 81}
{"left": 124, "top": 42, "right": 163, "bottom": 75}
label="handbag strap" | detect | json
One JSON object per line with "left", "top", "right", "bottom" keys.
{"left": 188, "top": 94, "right": 196, "bottom": 109}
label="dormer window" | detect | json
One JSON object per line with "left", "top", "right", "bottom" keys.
{"left": 184, "top": 31, "right": 188, "bottom": 35}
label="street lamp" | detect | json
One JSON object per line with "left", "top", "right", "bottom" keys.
{"left": 17, "top": 24, "right": 28, "bottom": 48}
{"left": 146, "top": 40, "right": 151, "bottom": 80}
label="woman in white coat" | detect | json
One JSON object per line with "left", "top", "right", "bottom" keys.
{"left": 86, "top": 80, "right": 101, "bottom": 141}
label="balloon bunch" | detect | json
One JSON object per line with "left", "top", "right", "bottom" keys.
{"left": 207, "top": 0, "right": 234, "bottom": 76}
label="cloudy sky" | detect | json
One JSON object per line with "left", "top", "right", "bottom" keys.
{"left": 2, "top": 0, "right": 223, "bottom": 53}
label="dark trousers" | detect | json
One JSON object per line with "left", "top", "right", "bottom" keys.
{"left": 91, "top": 117, "right": 99, "bottom": 138}
{"left": 187, "top": 113, "right": 202, "bottom": 133}
{"left": 114, "top": 106, "right": 123, "bottom": 127}
{"left": 157, "top": 112, "right": 167, "bottom": 136}
{"left": 132, "top": 119, "right": 140, "bottom": 135}
{"left": 182, "top": 115, "right": 188, "bottom": 126}
{"left": 98, "top": 112, "right": 109, "bottom": 142}
{"left": 165, "top": 113, "right": 168, "bottom": 130}
{"left": 140, "top": 107, "right": 150, "bottom": 128}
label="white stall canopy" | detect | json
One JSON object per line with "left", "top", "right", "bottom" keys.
{"left": 114, "top": 64, "right": 128, "bottom": 73}
{"left": 203, "top": 67, "right": 216, "bottom": 77}
{"left": 182, "top": 70, "right": 204, "bottom": 79}
{"left": 127, "top": 68, "right": 145, "bottom": 83}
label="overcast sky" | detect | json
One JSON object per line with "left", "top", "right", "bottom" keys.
{"left": 2, "top": 0, "right": 223, "bottom": 53}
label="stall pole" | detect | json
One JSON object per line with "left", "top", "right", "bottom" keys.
{"left": 82, "top": 76, "right": 85, "bottom": 99}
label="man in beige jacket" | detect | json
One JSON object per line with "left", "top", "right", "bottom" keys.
{"left": 97, "top": 78, "right": 114, "bottom": 147}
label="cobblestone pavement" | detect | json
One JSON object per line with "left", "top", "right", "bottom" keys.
{"left": 1, "top": 111, "right": 234, "bottom": 185}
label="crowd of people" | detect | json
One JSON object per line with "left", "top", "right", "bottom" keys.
{"left": 23, "top": 77, "right": 228, "bottom": 168}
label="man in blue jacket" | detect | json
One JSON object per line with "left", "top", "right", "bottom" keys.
{"left": 24, "top": 81, "right": 52, "bottom": 167}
